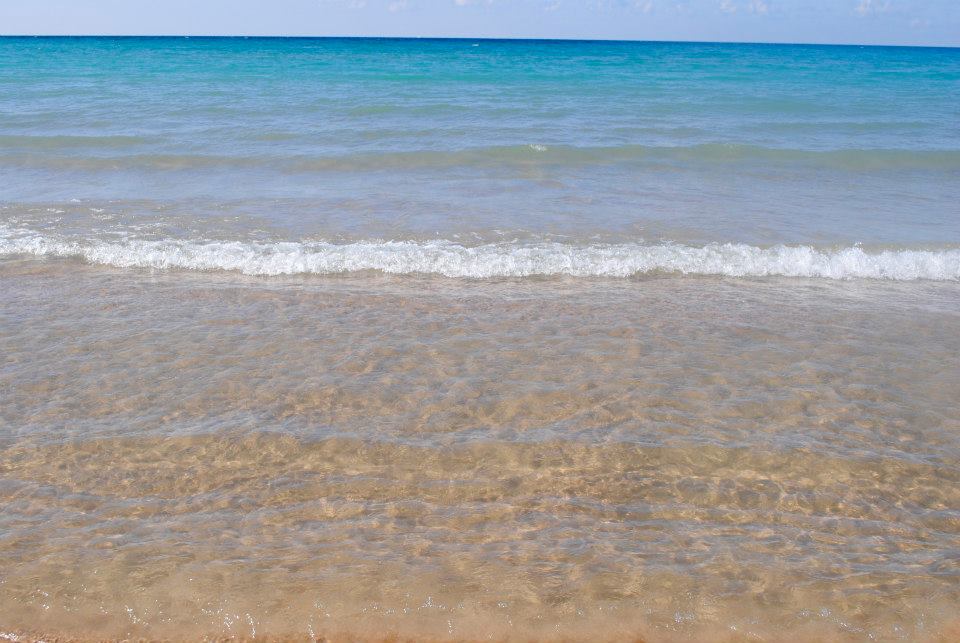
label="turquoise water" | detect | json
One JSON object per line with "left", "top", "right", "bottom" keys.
{"left": 1, "top": 37, "right": 959, "bottom": 277}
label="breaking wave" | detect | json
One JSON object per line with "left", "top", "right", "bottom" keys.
{"left": 2, "top": 228, "right": 959, "bottom": 281}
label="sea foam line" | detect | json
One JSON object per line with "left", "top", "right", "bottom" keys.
{"left": 1, "top": 229, "right": 959, "bottom": 281}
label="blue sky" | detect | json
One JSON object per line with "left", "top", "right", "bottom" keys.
{"left": 1, "top": 0, "right": 957, "bottom": 46}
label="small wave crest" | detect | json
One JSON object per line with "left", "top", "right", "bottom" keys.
{"left": 1, "top": 228, "right": 958, "bottom": 281}
{"left": 2, "top": 144, "right": 959, "bottom": 173}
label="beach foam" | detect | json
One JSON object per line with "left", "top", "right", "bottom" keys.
{"left": 2, "top": 227, "right": 958, "bottom": 280}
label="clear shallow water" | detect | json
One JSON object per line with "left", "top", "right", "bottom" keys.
{"left": 1, "top": 37, "right": 960, "bottom": 642}
{"left": 2, "top": 263, "right": 960, "bottom": 642}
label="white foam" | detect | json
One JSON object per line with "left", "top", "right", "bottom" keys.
{"left": 1, "top": 228, "right": 959, "bottom": 281}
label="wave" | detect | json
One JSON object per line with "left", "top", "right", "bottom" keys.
{"left": 2, "top": 229, "right": 958, "bottom": 281}
{"left": 0, "top": 134, "right": 152, "bottom": 149}
{"left": 2, "top": 144, "right": 958, "bottom": 172}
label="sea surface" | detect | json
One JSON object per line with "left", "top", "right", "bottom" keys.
{"left": 1, "top": 37, "right": 959, "bottom": 642}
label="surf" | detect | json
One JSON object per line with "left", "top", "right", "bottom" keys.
{"left": 3, "top": 227, "right": 958, "bottom": 281}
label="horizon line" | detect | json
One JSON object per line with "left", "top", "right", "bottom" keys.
{"left": 0, "top": 34, "right": 957, "bottom": 50}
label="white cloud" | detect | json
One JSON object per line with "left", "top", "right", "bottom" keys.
{"left": 855, "top": 0, "right": 891, "bottom": 16}
{"left": 719, "top": 0, "right": 768, "bottom": 14}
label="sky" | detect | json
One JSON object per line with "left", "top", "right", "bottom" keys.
{"left": 0, "top": 0, "right": 958, "bottom": 47}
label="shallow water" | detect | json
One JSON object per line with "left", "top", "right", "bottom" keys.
{"left": 1, "top": 37, "right": 960, "bottom": 642}
{"left": 2, "top": 261, "right": 960, "bottom": 641}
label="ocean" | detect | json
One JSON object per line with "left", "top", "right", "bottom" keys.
{"left": 1, "top": 37, "right": 959, "bottom": 641}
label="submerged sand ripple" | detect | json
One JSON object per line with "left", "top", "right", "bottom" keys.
{"left": 1, "top": 261, "right": 959, "bottom": 641}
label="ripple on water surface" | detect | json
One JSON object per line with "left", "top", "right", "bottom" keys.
{"left": 1, "top": 261, "right": 959, "bottom": 640}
